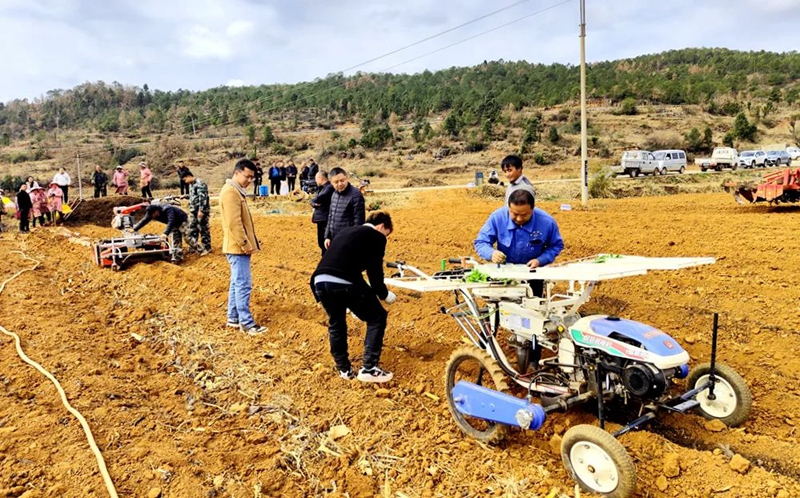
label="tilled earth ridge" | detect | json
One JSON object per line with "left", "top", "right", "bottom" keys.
{"left": 0, "top": 191, "right": 798, "bottom": 498}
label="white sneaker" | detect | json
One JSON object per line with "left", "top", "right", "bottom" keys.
{"left": 357, "top": 366, "right": 393, "bottom": 383}
{"left": 242, "top": 325, "right": 268, "bottom": 336}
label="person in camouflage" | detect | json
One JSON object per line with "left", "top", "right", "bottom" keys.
{"left": 184, "top": 172, "right": 212, "bottom": 255}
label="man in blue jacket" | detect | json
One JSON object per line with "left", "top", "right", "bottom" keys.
{"left": 474, "top": 189, "right": 564, "bottom": 295}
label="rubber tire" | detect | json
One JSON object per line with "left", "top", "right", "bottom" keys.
{"left": 750, "top": 161, "right": 755, "bottom": 169}
{"left": 730, "top": 163, "right": 738, "bottom": 171}
{"left": 679, "top": 165, "right": 685, "bottom": 174}
{"left": 562, "top": 425, "right": 636, "bottom": 498}
{"left": 686, "top": 362, "right": 752, "bottom": 427}
{"left": 628, "top": 169, "right": 638, "bottom": 178}
{"left": 700, "top": 167, "right": 707, "bottom": 172}
{"left": 444, "top": 345, "right": 509, "bottom": 444}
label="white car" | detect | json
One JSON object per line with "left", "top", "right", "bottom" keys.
{"left": 739, "top": 150, "right": 768, "bottom": 169}
{"left": 787, "top": 147, "right": 800, "bottom": 160}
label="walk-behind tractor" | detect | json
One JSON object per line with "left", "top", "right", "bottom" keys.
{"left": 386, "top": 255, "right": 751, "bottom": 498}
{"left": 92, "top": 196, "right": 184, "bottom": 271}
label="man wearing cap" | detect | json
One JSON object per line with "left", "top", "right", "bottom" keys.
{"left": 139, "top": 162, "right": 154, "bottom": 199}
{"left": 474, "top": 189, "right": 564, "bottom": 296}
{"left": 113, "top": 166, "right": 129, "bottom": 195}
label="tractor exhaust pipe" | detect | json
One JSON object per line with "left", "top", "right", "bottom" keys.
{"left": 451, "top": 381, "right": 546, "bottom": 430}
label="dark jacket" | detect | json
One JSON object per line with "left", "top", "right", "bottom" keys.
{"left": 324, "top": 183, "right": 365, "bottom": 240}
{"left": 93, "top": 171, "right": 108, "bottom": 186}
{"left": 311, "top": 225, "right": 389, "bottom": 300}
{"left": 300, "top": 166, "right": 310, "bottom": 181}
{"left": 268, "top": 166, "right": 281, "bottom": 180}
{"left": 133, "top": 204, "right": 188, "bottom": 235}
{"left": 16, "top": 190, "right": 32, "bottom": 210}
{"left": 177, "top": 166, "right": 193, "bottom": 180}
{"left": 311, "top": 182, "right": 334, "bottom": 224}
{"left": 308, "top": 162, "right": 319, "bottom": 180}
{"left": 279, "top": 166, "right": 287, "bottom": 181}
{"left": 286, "top": 165, "right": 298, "bottom": 178}
{"left": 254, "top": 165, "right": 263, "bottom": 182}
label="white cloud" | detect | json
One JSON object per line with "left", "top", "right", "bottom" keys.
{"left": 226, "top": 79, "right": 246, "bottom": 87}
{"left": 226, "top": 20, "right": 254, "bottom": 37}
{"left": 180, "top": 25, "right": 234, "bottom": 59}
{"left": 1, "top": 0, "right": 800, "bottom": 101}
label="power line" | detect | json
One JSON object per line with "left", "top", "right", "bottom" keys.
{"left": 67, "top": 0, "right": 575, "bottom": 162}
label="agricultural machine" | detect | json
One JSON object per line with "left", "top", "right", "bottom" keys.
{"left": 724, "top": 167, "right": 800, "bottom": 205}
{"left": 92, "top": 196, "right": 184, "bottom": 271}
{"left": 386, "top": 255, "right": 751, "bottom": 498}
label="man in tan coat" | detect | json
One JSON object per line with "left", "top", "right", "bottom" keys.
{"left": 220, "top": 158, "right": 267, "bottom": 335}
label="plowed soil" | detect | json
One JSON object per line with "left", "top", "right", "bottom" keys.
{"left": 1, "top": 190, "right": 799, "bottom": 498}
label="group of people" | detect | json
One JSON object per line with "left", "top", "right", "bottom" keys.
{"left": 215, "top": 154, "right": 561, "bottom": 385}
{"left": 89, "top": 162, "right": 154, "bottom": 198}
{"left": 251, "top": 158, "right": 320, "bottom": 196}
{"left": 11, "top": 169, "right": 72, "bottom": 233}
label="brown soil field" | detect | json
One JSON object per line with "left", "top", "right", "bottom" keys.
{"left": 1, "top": 190, "right": 799, "bottom": 498}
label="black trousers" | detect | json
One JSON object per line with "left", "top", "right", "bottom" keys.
{"left": 94, "top": 185, "right": 107, "bottom": 198}
{"left": 287, "top": 177, "right": 296, "bottom": 191}
{"left": 314, "top": 281, "right": 388, "bottom": 372}
{"left": 179, "top": 179, "right": 189, "bottom": 196}
{"left": 19, "top": 209, "right": 30, "bottom": 232}
{"left": 270, "top": 179, "right": 280, "bottom": 195}
{"left": 141, "top": 185, "right": 153, "bottom": 198}
{"left": 316, "top": 221, "right": 327, "bottom": 256}
{"left": 61, "top": 186, "right": 69, "bottom": 204}
{"left": 252, "top": 178, "right": 262, "bottom": 195}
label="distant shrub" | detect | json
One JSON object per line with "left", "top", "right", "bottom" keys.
{"left": 589, "top": 166, "right": 615, "bottom": 198}
{"left": 533, "top": 152, "right": 550, "bottom": 165}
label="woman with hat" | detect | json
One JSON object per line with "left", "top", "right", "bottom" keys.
{"left": 29, "top": 184, "right": 50, "bottom": 227}
{"left": 47, "top": 182, "right": 64, "bottom": 224}
{"left": 113, "top": 166, "right": 130, "bottom": 195}
{"left": 139, "top": 162, "right": 154, "bottom": 199}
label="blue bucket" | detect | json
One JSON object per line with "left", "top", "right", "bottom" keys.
{"left": 258, "top": 185, "right": 269, "bottom": 196}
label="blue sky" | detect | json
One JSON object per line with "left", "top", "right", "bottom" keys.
{"left": 2, "top": 0, "right": 799, "bottom": 102}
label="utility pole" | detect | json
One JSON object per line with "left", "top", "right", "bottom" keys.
{"left": 76, "top": 152, "right": 83, "bottom": 201}
{"left": 579, "top": 0, "right": 589, "bottom": 207}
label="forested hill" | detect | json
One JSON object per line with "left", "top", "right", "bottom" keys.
{"left": 1, "top": 47, "right": 799, "bottom": 141}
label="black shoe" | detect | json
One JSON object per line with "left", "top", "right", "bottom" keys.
{"left": 339, "top": 368, "right": 356, "bottom": 380}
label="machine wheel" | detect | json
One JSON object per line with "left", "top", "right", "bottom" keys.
{"left": 700, "top": 166, "right": 707, "bottom": 172}
{"left": 687, "top": 362, "right": 752, "bottom": 427}
{"left": 679, "top": 165, "right": 685, "bottom": 174}
{"left": 444, "top": 345, "right": 510, "bottom": 444}
{"left": 562, "top": 425, "right": 636, "bottom": 498}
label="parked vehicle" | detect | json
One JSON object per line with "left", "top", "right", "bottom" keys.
{"left": 652, "top": 149, "right": 688, "bottom": 174}
{"left": 695, "top": 147, "right": 739, "bottom": 171}
{"left": 738, "top": 150, "right": 768, "bottom": 169}
{"left": 787, "top": 147, "right": 800, "bottom": 160}
{"left": 766, "top": 150, "right": 792, "bottom": 167}
{"left": 616, "top": 150, "right": 659, "bottom": 177}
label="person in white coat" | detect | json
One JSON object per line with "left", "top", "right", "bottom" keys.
{"left": 52, "top": 168, "right": 72, "bottom": 204}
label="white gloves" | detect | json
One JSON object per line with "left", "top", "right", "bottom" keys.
{"left": 385, "top": 291, "right": 397, "bottom": 304}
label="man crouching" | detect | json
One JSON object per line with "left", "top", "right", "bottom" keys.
{"left": 311, "top": 211, "right": 397, "bottom": 383}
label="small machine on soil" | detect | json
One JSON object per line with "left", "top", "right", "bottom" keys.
{"left": 723, "top": 167, "right": 800, "bottom": 205}
{"left": 92, "top": 196, "right": 184, "bottom": 271}
{"left": 386, "top": 255, "right": 751, "bottom": 498}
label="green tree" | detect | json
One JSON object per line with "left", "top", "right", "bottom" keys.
{"left": 261, "top": 125, "right": 275, "bottom": 145}
{"left": 733, "top": 112, "right": 757, "bottom": 142}
{"left": 618, "top": 98, "right": 638, "bottom": 115}
{"left": 703, "top": 126, "right": 713, "bottom": 149}
{"left": 0, "top": 132, "right": 9, "bottom": 146}
{"left": 361, "top": 125, "right": 393, "bottom": 149}
{"left": 723, "top": 132, "right": 735, "bottom": 148}
{"left": 522, "top": 115, "right": 543, "bottom": 145}
{"left": 684, "top": 127, "right": 702, "bottom": 152}
{"left": 246, "top": 124, "right": 256, "bottom": 144}
{"left": 786, "top": 89, "right": 799, "bottom": 106}
{"left": 442, "top": 112, "right": 461, "bottom": 137}
{"left": 412, "top": 119, "right": 424, "bottom": 143}
{"left": 548, "top": 125, "right": 560, "bottom": 144}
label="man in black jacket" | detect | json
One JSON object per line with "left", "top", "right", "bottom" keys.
{"left": 16, "top": 184, "right": 32, "bottom": 233}
{"left": 324, "top": 167, "right": 365, "bottom": 250}
{"left": 132, "top": 204, "right": 202, "bottom": 261}
{"left": 92, "top": 166, "right": 109, "bottom": 198}
{"left": 311, "top": 171, "right": 334, "bottom": 256}
{"left": 311, "top": 211, "right": 397, "bottom": 383}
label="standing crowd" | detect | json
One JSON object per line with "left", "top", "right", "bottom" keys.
{"left": 7, "top": 154, "right": 562, "bottom": 388}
